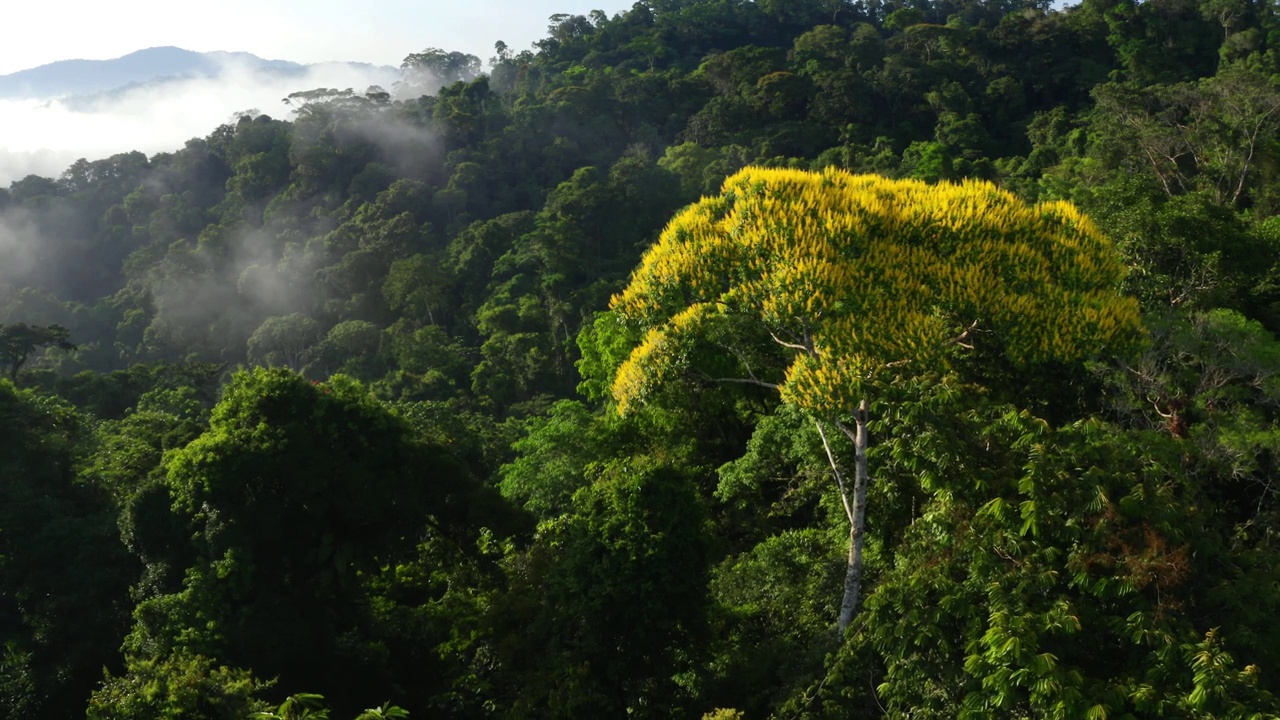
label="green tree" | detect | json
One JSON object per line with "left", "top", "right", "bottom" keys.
{"left": 0, "top": 381, "right": 135, "bottom": 718}
{"left": 251, "top": 692, "right": 328, "bottom": 720}
{"left": 499, "top": 461, "right": 710, "bottom": 717}
{"left": 861, "top": 403, "right": 1280, "bottom": 717}
{"left": 399, "top": 48, "right": 483, "bottom": 97}
{"left": 246, "top": 314, "right": 320, "bottom": 372}
{"left": 0, "top": 323, "right": 74, "bottom": 380}
{"left": 377, "top": 322, "right": 471, "bottom": 401}
{"left": 305, "top": 320, "right": 384, "bottom": 380}
{"left": 609, "top": 167, "right": 1140, "bottom": 633}
{"left": 383, "top": 254, "right": 449, "bottom": 327}
{"left": 88, "top": 653, "right": 270, "bottom": 720}
{"left": 1090, "top": 68, "right": 1280, "bottom": 209}
{"left": 498, "top": 399, "right": 654, "bottom": 518}
{"left": 124, "top": 369, "right": 505, "bottom": 714}
{"left": 1080, "top": 180, "right": 1279, "bottom": 318}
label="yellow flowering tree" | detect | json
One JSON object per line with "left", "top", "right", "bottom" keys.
{"left": 609, "top": 167, "right": 1141, "bottom": 634}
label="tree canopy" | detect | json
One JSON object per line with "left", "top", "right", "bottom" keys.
{"left": 611, "top": 167, "right": 1142, "bottom": 415}
{"left": 0, "top": 323, "right": 74, "bottom": 380}
{"left": 608, "top": 165, "right": 1142, "bottom": 633}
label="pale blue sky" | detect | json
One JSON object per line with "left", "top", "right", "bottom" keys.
{"left": 2, "top": 0, "right": 635, "bottom": 75}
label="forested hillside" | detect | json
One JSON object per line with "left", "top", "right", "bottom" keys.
{"left": 4, "top": 0, "right": 1280, "bottom": 716}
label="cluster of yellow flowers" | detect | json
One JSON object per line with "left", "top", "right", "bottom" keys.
{"left": 611, "top": 167, "right": 1141, "bottom": 415}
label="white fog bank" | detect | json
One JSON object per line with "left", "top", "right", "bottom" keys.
{"left": 0, "top": 60, "right": 399, "bottom": 187}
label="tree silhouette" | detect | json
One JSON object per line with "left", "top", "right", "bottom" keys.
{"left": 0, "top": 323, "right": 75, "bottom": 381}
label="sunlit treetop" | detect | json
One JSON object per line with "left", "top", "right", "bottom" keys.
{"left": 610, "top": 167, "right": 1142, "bottom": 414}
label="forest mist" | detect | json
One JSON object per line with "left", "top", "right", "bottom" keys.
{"left": 0, "top": 57, "right": 398, "bottom": 185}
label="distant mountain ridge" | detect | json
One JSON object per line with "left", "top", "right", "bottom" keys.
{"left": 0, "top": 47, "right": 394, "bottom": 100}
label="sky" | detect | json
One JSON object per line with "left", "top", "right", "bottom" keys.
{"left": 0, "top": 0, "right": 635, "bottom": 75}
{"left": 0, "top": 0, "right": 636, "bottom": 186}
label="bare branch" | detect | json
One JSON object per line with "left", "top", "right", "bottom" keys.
{"left": 770, "top": 330, "right": 812, "bottom": 353}
{"left": 722, "top": 343, "right": 772, "bottom": 387}
{"left": 993, "top": 544, "right": 1022, "bottom": 566}
{"left": 774, "top": 324, "right": 808, "bottom": 346}
{"left": 696, "top": 372, "right": 781, "bottom": 391}
{"left": 816, "top": 420, "right": 855, "bottom": 525}
{"left": 837, "top": 419, "right": 858, "bottom": 445}
{"left": 1148, "top": 394, "right": 1174, "bottom": 419}
{"left": 946, "top": 319, "right": 981, "bottom": 349}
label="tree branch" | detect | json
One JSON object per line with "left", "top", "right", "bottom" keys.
{"left": 696, "top": 372, "right": 781, "bottom": 391}
{"left": 769, "top": 330, "right": 812, "bottom": 353}
{"left": 722, "top": 343, "right": 774, "bottom": 387}
{"left": 947, "top": 319, "right": 980, "bottom": 349}
{"left": 815, "top": 419, "right": 855, "bottom": 525}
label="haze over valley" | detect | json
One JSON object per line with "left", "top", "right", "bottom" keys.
{"left": 0, "top": 48, "right": 398, "bottom": 185}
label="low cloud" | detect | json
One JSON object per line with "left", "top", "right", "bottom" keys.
{"left": 0, "top": 56, "right": 447, "bottom": 365}
{"left": 0, "top": 58, "right": 400, "bottom": 187}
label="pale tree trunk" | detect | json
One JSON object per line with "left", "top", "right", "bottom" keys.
{"left": 838, "top": 399, "right": 870, "bottom": 635}
{"left": 816, "top": 399, "right": 871, "bottom": 637}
